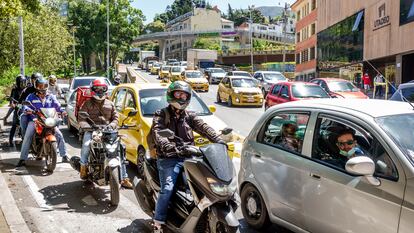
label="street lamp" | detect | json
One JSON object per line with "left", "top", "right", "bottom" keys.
{"left": 249, "top": 5, "right": 255, "bottom": 73}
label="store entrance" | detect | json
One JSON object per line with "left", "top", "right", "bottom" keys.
{"left": 402, "top": 53, "right": 414, "bottom": 83}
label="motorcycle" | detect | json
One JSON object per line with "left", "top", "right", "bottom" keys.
{"left": 133, "top": 128, "right": 240, "bottom": 233}
{"left": 22, "top": 101, "right": 62, "bottom": 172}
{"left": 70, "top": 110, "right": 137, "bottom": 206}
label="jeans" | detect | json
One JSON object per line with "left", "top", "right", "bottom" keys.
{"left": 80, "top": 131, "right": 128, "bottom": 179}
{"left": 20, "top": 114, "right": 29, "bottom": 137}
{"left": 20, "top": 121, "right": 66, "bottom": 160}
{"left": 9, "top": 109, "right": 19, "bottom": 144}
{"left": 154, "top": 158, "right": 185, "bottom": 224}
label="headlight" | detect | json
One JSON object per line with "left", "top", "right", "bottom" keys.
{"left": 207, "top": 177, "right": 237, "bottom": 196}
{"left": 105, "top": 143, "right": 118, "bottom": 153}
{"left": 45, "top": 118, "right": 57, "bottom": 127}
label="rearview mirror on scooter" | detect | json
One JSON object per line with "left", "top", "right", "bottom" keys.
{"left": 221, "top": 127, "right": 233, "bottom": 136}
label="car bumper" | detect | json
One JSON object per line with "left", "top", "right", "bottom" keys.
{"left": 211, "top": 76, "right": 224, "bottom": 83}
{"left": 232, "top": 94, "right": 263, "bottom": 106}
{"left": 190, "top": 83, "right": 209, "bottom": 91}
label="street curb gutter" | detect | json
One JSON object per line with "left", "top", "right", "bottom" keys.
{"left": 127, "top": 67, "right": 149, "bottom": 83}
{"left": 0, "top": 168, "right": 31, "bottom": 233}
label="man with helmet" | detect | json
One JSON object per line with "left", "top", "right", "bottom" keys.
{"left": 16, "top": 77, "right": 69, "bottom": 167}
{"left": 78, "top": 78, "right": 133, "bottom": 189}
{"left": 8, "top": 75, "right": 27, "bottom": 146}
{"left": 47, "top": 75, "right": 62, "bottom": 98}
{"left": 151, "top": 81, "right": 225, "bottom": 231}
{"left": 19, "top": 73, "right": 43, "bottom": 136}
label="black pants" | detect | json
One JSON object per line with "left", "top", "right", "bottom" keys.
{"left": 375, "top": 86, "right": 383, "bottom": 97}
{"left": 9, "top": 108, "right": 19, "bottom": 144}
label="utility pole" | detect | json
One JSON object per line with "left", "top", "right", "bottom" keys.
{"left": 180, "top": 30, "right": 183, "bottom": 61}
{"left": 72, "top": 28, "right": 76, "bottom": 77}
{"left": 282, "top": 2, "right": 289, "bottom": 74}
{"left": 250, "top": 5, "right": 254, "bottom": 73}
{"left": 107, "top": 0, "right": 110, "bottom": 79}
{"left": 18, "top": 16, "right": 25, "bottom": 76}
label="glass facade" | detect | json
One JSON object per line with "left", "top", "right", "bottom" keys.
{"left": 317, "top": 11, "right": 364, "bottom": 71}
{"left": 400, "top": 0, "right": 414, "bottom": 25}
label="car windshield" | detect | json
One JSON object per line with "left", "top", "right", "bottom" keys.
{"left": 292, "top": 85, "right": 330, "bottom": 98}
{"left": 231, "top": 78, "right": 258, "bottom": 88}
{"left": 162, "top": 67, "right": 170, "bottom": 71}
{"left": 210, "top": 68, "right": 225, "bottom": 73}
{"left": 263, "top": 73, "right": 286, "bottom": 81}
{"left": 391, "top": 87, "right": 414, "bottom": 102}
{"left": 233, "top": 72, "right": 252, "bottom": 78}
{"left": 72, "top": 78, "right": 111, "bottom": 90}
{"left": 376, "top": 113, "right": 414, "bottom": 165}
{"left": 153, "top": 63, "right": 160, "bottom": 67}
{"left": 139, "top": 89, "right": 211, "bottom": 116}
{"left": 171, "top": 67, "right": 181, "bottom": 72}
{"left": 328, "top": 81, "right": 359, "bottom": 92}
{"left": 186, "top": 71, "right": 203, "bottom": 78}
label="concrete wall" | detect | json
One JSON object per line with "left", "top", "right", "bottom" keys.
{"left": 190, "top": 8, "right": 221, "bottom": 31}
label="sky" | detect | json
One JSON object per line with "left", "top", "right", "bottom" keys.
{"left": 133, "top": 0, "right": 297, "bottom": 24}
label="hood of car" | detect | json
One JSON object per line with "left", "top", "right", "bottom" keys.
{"left": 333, "top": 91, "right": 368, "bottom": 99}
{"left": 171, "top": 72, "right": 181, "bottom": 75}
{"left": 233, "top": 87, "right": 261, "bottom": 94}
{"left": 186, "top": 78, "right": 208, "bottom": 84}
{"left": 211, "top": 73, "right": 226, "bottom": 78}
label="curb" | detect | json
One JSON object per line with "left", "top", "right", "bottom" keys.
{"left": 127, "top": 67, "right": 149, "bottom": 83}
{"left": 0, "top": 169, "right": 31, "bottom": 233}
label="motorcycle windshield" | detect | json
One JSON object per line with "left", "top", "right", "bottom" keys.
{"left": 40, "top": 108, "right": 57, "bottom": 118}
{"left": 200, "top": 144, "right": 234, "bottom": 183}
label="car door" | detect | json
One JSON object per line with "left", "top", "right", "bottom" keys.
{"left": 278, "top": 85, "right": 291, "bottom": 104}
{"left": 303, "top": 113, "right": 405, "bottom": 233}
{"left": 249, "top": 111, "right": 313, "bottom": 230}
{"left": 266, "top": 84, "right": 281, "bottom": 107}
{"left": 120, "top": 89, "right": 141, "bottom": 162}
{"left": 66, "top": 91, "right": 78, "bottom": 128}
{"left": 218, "top": 77, "right": 227, "bottom": 100}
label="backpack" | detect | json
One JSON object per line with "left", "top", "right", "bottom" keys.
{"left": 147, "top": 108, "right": 170, "bottom": 159}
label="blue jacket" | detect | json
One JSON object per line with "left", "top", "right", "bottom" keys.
{"left": 23, "top": 93, "right": 63, "bottom": 121}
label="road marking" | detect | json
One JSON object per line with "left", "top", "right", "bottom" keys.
{"left": 21, "top": 173, "right": 53, "bottom": 211}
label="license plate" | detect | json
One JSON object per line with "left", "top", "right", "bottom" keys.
{"left": 246, "top": 98, "right": 255, "bottom": 102}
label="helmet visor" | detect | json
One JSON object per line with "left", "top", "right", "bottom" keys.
{"left": 173, "top": 90, "right": 189, "bottom": 101}
{"left": 92, "top": 85, "right": 108, "bottom": 94}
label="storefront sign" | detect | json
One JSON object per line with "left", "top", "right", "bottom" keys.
{"left": 373, "top": 2, "right": 391, "bottom": 30}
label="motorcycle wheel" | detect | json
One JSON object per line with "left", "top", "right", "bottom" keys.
{"left": 45, "top": 142, "right": 58, "bottom": 172}
{"left": 109, "top": 166, "right": 120, "bottom": 206}
{"left": 215, "top": 222, "right": 239, "bottom": 233}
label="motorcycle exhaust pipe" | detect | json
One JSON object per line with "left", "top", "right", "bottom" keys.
{"left": 70, "top": 156, "right": 81, "bottom": 172}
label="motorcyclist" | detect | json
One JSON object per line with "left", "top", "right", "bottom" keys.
{"left": 19, "top": 73, "right": 42, "bottom": 136}
{"left": 113, "top": 75, "right": 122, "bottom": 86}
{"left": 8, "top": 75, "right": 27, "bottom": 146}
{"left": 47, "top": 75, "right": 62, "bottom": 98}
{"left": 78, "top": 78, "right": 133, "bottom": 189}
{"left": 151, "top": 81, "right": 225, "bottom": 232}
{"left": 16, "top": 77, "right": 69, "bottom": 167}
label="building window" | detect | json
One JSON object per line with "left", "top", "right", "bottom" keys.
{"left": 301, "top": 49, "right": 309, "bottom": 63}
{"left": 297, "top": 32, "right": 301, "bottom": 43}
{"left": 311, "top": 23, "right": 316, "bottom": 35}
{"left": 296, "top": 53, "right": 301, "bottom": 64}
{"left": 311, "top": 0, "right": 316, "bottom": 10}
{"left": 297, "top": 10, "right": 301, "bottom": 21}
{"left": 310, "top": 47, "right": 316, "bottom": 60}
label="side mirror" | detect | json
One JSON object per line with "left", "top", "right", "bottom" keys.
{"left": 221, "top": 127, "right": 233, "bottom": 135}
{"left": 157, "top": 129, "right": 175, "bottom": 138}
{"left": 281, "top": 94, "right": 289, "bottom": 99}
{"left": 345, "top": 156, "right": 380, "bottom": 186}
{"left": 78, "top": 111, "right": 90, "bottom": 119}
{"left": 208, "top": 105, "right": 216, "bottom": 113}
{"left": 257, "top": 77, "right": 263, "bottom": 81}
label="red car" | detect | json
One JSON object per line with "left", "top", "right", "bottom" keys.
{"left": 310, "top": 78, "right": 368, "bottom": 99}
{"left": 265, "top": 82, "right": 331, "bottom": 110}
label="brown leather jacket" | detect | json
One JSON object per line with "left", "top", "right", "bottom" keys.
{"left": 78, "top": 98, "right": 119, "bottom": 130}
{"left": 153, "top": 106, "right": 221, "bottom": 158}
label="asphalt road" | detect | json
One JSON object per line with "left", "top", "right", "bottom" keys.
{"left": 0, "top": 71, "right": 292, "bottom": 233}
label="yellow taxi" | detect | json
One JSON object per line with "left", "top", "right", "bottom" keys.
{"left": 158, "top": 65, "right": 171, "bottom": 80}
{"left": 217, "top": 76, "right": 263, "bottom": 107}
{"left": 182, "top": 70, "right": 209, "bottom": 92}
{"left": 110, "top": 83, "right": 235, "bottom": 174}
{"left": 150, "top": 62, "right": 161, "bottom": 75}
{"left": 169, "top": 66, "right": 185, "bottom": 82}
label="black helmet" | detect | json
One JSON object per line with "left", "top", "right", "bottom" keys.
{"left": 35, "top": 77, "right": 49, "bottom": 94}
{"left": 31, "top": 72, "right": 42, "bottom": 80}
{"left": 15, "top": 75, "right": 27, "bottom": 89}
{"left": 166, "top": 81, "right": 192, "bottom": 110}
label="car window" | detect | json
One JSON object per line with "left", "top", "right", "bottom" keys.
{"left": 280, "top": 85, "right": 289, "bottom": 97}
{"left": 114, "top": 89, "right": 127, "bottom": 112}
{"left": 259, "top": 113, "right": 310, "bottom": 154}
{"left": 312, "top": 116, "right": 398, "bottom": 180}
{"left": 125, "top": 90, "right": 136, "bottom": 109}
{"left": 69, "top": 91, "right": 77, "bottom": 104}
{"left": 272, "top": 85, "right": 281, "bottom": 95}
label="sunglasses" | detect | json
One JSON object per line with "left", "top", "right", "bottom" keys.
{"left": 336, "top": 140, "right": 355, "bottom": 147}
{"left": 92, "top": 86, "right": 108, "bottom": 94}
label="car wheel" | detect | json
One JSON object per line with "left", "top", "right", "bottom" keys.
{"left": 241, "top": 184, "right": 270, "bottom": 230}
{"left": 227, "top": 95, "right": 233, "bottom": 107}
{"left": 216, "top": 92, "right": 222, "bottom": 103}
{"left": 136, "top": 146, "right": 146, "bottom": 178}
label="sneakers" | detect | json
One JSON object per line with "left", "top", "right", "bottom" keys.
{"left": 16, "top": 159, "right": 26, "bottom": 167}
{"left": 80, "top": 165, "right": 88, "bottom": 180}
{"left": 151, "top": 222, "right": 163, "bottom": 233}
{"left": 61, "top": 156, "right": 69, "bottom": 163}
{"left": 120, "top": 178, "right": 133, "bottom": 189}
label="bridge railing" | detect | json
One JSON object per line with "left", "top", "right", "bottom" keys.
{"left": 219, "top": 48, "right": 295, "bottom": 57}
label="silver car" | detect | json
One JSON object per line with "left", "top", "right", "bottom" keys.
{"left": 239, "top": 99, "right": 414, "bottom": 233}
{"left": 253, "top": 71, "right": 287, "bottom": 96}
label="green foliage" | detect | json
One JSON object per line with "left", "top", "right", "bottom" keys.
{"left": 144, "top": 20, "right": 165, "bottom": 34}
{"left": 223, "top": 5, "right": 266, "bottom": 26}
{"left": 154, "top": 0, "right": 212, "bottom": 23}
{"left": 0, "top": 66, "right": 34, "bottom": 103}
{"left": 193, "top": 38, "right": 221, "bottom": 51}
{"left": 0, "top": 0, "right": 40, "bottom": 19}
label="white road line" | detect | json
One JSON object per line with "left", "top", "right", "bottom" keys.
{"left": 21, "top": 173, "right": 53, "bottom": 211}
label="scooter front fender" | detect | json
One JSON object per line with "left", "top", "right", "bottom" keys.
{"left": 45, "top": 134, "right": 57, "bottom": 142}
{"left": 133, "top": 177, "right": 154, "bottom": 217}
{"left": 106, "top": 158, "right": 120, "bottom": 168}
{"left": 210, "top": 204, "right": 240, "bottom": 228}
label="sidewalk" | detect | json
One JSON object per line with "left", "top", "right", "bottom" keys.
{"left": 0, "top": 107, "right": 31, "bottom": 233}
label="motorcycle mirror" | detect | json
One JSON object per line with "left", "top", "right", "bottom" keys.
{"left": 221, "top": 127, "right": 233, "bottom": 135}
{"left": 78, "top": 111, "right": 90, "bottom": 118}
{"left": 128, "top": 110, "right": 138, "bottom": 117}
{"left": 157, "top": 129, "right": 175, "bottom": 138}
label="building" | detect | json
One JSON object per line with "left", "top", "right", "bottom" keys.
{"left": 317, "top": 0, "right": 414, "bottom": 85}
{"left": 164, "top": 7, "right": 234, "bottom": 60}
{"left": 292, "top": 0, "right": 317, "bottom": 81}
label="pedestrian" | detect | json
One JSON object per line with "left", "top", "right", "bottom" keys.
{"left": 47, "top": 75, "right": 62, "bottom": 98}
{"left": 354, "top": 73, "right": 361, "bottom": 89}
{"left": 374, "top": 74, "right": 385, "bottom": 98}
{"left": 362, "top": 72, "right": 371, "bottom": 94}
{"left": 8, "top": 75, "right": 26, "bottom": 146}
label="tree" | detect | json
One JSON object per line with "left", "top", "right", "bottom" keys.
{"left": 144, "top": 20, "right": 165, "bottom": 34}
{"left": 0, "top": 0, "right": 40, "bottom": 19}
{"left": 227, "top": 4, "right": 234, "bottom": 21}
{"left": 193, "top": 38, "right": 221, "bottom": 51}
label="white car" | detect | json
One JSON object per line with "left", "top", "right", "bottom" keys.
{"left": 253, "top": 71, "right": 288, "bottom": 95}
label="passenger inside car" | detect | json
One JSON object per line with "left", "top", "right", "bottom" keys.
{"left": 274, "top": 121, "right": 302, "bottom": 153}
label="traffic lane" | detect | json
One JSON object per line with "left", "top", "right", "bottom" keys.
{"left": 134, "top": 70, "right": 264, "bottom": 137}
